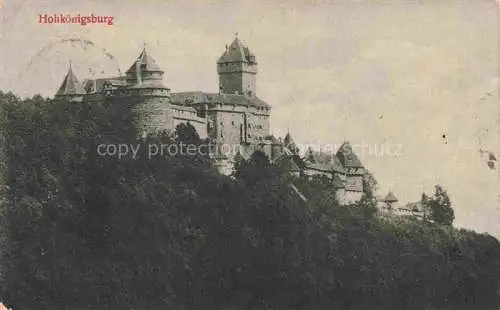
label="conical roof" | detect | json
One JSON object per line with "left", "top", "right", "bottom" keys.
{"left": 126, "top": 47, "right": 163, "bottom": 74}
{"left": 218, "top": 36, "right": 256, "bottom": 64}
{"left": 55, "top": 65, "right": 84, "bottom": 96}
{"left": 336, "top": 141, "right": 363, "bottom": 168}
{"left": 384, "top": 191, "right": 398, "bottom": 203}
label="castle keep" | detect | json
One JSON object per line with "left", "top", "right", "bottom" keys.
{"left": 54, "top": 35, "right": 367, "bottom": 205}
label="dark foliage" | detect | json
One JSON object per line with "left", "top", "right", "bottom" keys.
{"left": 0, "top": 91, "right": 499, "bottom": 309}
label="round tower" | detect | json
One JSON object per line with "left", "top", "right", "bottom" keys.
{"left": 121, "top": 45, "right": 173, "bottom": 138}
{"left": 336, "top": 141, "right": 365, "bottom": 204}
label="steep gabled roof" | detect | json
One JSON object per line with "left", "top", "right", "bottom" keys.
{"left": 55, "top": 66, "right": 84, "bottom": 96}
{"left": 336, "top": 141, "right": 364, "bottom": 168}
{"left": 218, "top": 36, "right": 256, "bottom": 64}
{"left": 126, "top": 47, "right": 163, "bottom": 74}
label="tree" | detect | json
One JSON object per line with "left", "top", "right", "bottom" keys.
{"left": 363, "top": 169, "right": 378, "bottom": 197}
{"left": 234, "top": 150, "right": 276, "bottom": 185}
{"left": 427, "top": 185, "right": 455, "bottom": 226}
{"left": 2, "top": 92, "right": 500, "bottom": 310}
{"left": 357, "top": 193, "right": 378, "bottom": 217}
{"left": 420, "top": 193, "right": 431, "bottom": 221}
{"left": 175, "top": 122, "right": 201, "bottom": 146}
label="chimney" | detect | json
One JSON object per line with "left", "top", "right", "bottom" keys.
{"left": 136, "top": 60, "right": 142, "bottom": 84}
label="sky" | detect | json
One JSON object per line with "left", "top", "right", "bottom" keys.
{"left": 0, "top": 0, "right": 499, "bottom": 237}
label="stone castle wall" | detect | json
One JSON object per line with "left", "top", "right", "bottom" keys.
{"left": 218, "top": 62, "right": 257, "bottom": 96}
{"left": 208, "top": 105, "right": 270, "bottom": 147}
{"left": 128, "top": 97, "right": 173, "bottom": 136}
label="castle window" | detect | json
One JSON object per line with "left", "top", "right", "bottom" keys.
{"left": 231, "top": 121, "right": 235, "bottom": 126}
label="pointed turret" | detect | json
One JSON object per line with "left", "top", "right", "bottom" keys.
{"left": 55, "top": 63, "right": 84, "bottom": 98}
{"left": 126, "top": 45, "right": 165, "bottom": 86}
{"left": 384, "top": 191, "right": 398, "bottom": 203}
{"left": 384, "top": 191, "right": 398, "bottom": 210}
{"left": 217, "top": 34, "right": 257, "bottom": 96}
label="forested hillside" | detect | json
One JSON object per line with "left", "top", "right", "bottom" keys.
{"left": 0, "top": 91, "right": 499, "bottom": 309}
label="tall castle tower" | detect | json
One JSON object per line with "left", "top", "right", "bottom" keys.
{"left": 336, "top": 141, "right": 365, "bottom": 204}
{"left": 217, "top": 34, "right": 257, "bottom": 97}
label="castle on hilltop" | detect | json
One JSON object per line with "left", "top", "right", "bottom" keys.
{"left": 54, "top": 35, "right": 368, "bottom": 205}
